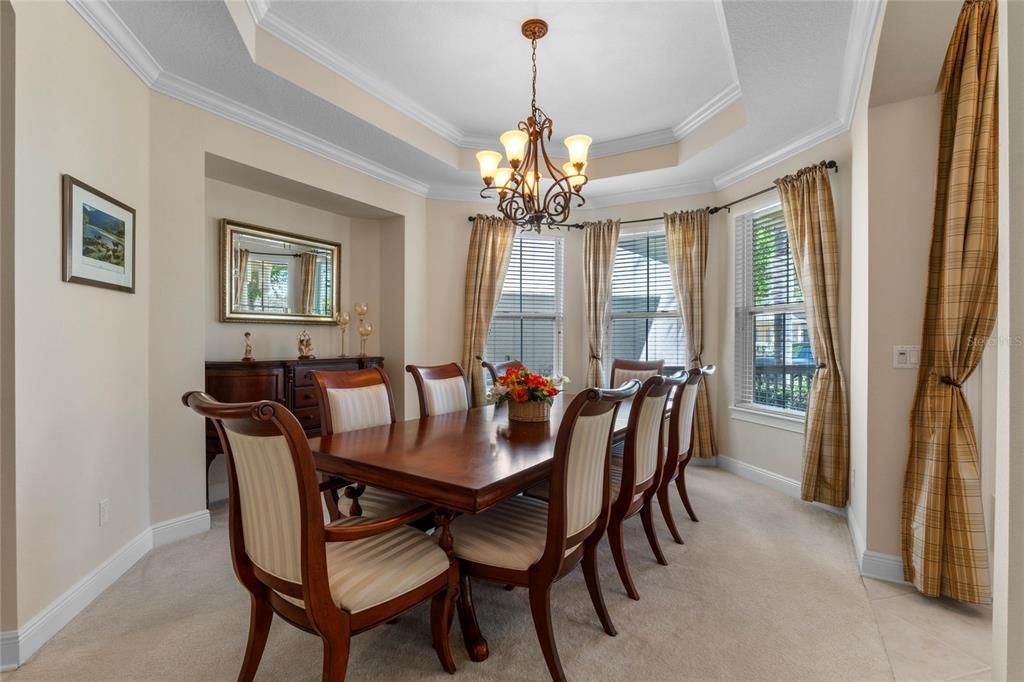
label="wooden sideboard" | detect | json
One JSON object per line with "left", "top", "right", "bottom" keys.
{"left": 204, "top": 356, "right": 385, "bottom": 465}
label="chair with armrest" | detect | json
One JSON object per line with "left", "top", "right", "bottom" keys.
{"left": 609, "top": 358, "right": 665, "bottom": 388}
{"left": 478, "top": 357, "right": 525, "bottom": 385}
{"left": 406, "top": 363, "right": 471, "bottom": 418}
{"left": 657, "top": 365, "right": 716, "bottom": 544}
{"left": 182, "top": 391, "right": 458, "bottom": 681}
{"left": 311, "top": 368, "right": 427, "bottom": 523}
{"left": 606, "top": 371, "right": 685, "bottom": 600}
{"left": 449, "top": 382, "right": 641, "bottom": 682}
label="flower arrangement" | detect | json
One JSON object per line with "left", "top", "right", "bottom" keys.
{"left": 488, "top": 367, "right": 569, "bottom": 422}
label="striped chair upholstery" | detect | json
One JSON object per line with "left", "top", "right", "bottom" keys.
{"left": 612, "top": 367, "right": 661, "bottom": 388}
{"left": 633, "top": 391, "right": 671, "bottom": 486}
{"left": 423, "top": 376, "right": 470, "bottom": 416}
{"left": 279, "top": 517, "right": 449, "bottom": 614}
{"left": 565, "top": 410, "right": 617, "bottom": 535}
{"left": 676, "top": 381, "right": 701, "bottom": 454}
{"left": 317, "top": 376, "right": 422, "bottom": 520}
{"left": 452, "top": 409, "right": 616, "bottom": 569}
{"left": 326, "top": 384, "right": 392, "bottom": 433}
{"left": 223, "top": 429, "right": 303, "bottom": 582}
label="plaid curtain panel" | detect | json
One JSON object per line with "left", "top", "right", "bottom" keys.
{"left": 583, "top": 220, "right": 620, "bottom": 387}
{"left": 901, "top": 0, "right": 998, "bottom": 604}
{"left": 665, "top": 209, "right": 717, "bottom": 458}
{"left": 775, "top": 163, "right": 850, "bottom": 507}
{"left": 462, "top": 215, "right": 516, "bottom": 407}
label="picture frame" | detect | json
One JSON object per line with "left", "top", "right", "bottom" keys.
{"left": 61, "top": 174, "right": 136, "bottom": 293}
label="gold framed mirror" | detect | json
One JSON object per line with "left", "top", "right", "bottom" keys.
{"left": 220, "top": 219, "right": 340, "bottom": 324}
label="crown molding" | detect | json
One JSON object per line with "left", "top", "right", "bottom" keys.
{"left": 713, "top": 118, "right": 847, "bottom": 189}
{"left": 151, "top": 71, "right": 429, "bottom": 196}
{"left": 68, "top": 0, "right": 161, "bottom": 84}
{"left": 837, "top": 0, "right": 884, "bottom": 129}
{"left": 69, "top": 0, "right": 429, "bottom": 197}
{"left": 252, "top": 3, "right": 466, "bottom": 146}
{"left": 673, "top": 81, "right": 742, "bottom": 139}
{"left": 582, "top": 179, "right": 717, "bottom": 210}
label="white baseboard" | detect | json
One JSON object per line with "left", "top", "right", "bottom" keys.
{"left": 153, "top": 509, "right": 211, "bottom": 547}
{"left": 0, "top": 509, "right": 210, "bottom": 671}
{"left": 715, "top": 454, "right": 846, "bottom": 516}
{"left": 848, "top": 512, "right": 867, "bottom": 566}
{"left": 861, "top": 550, "right": 907, "bottom": 584}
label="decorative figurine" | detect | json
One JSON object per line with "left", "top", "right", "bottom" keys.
{"left": 298, "top": 329, "right": 315, "bottom": 359}
{"left": 336, "top": 311, "right": 351, "bottom": 357}
{"left": 358, "top": 320, "right": 373, "bottom": 357}
{"left": 241, "top": 331, "right": 254, "bottom": 362}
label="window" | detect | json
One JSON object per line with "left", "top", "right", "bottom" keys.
{"left": 484, "top": 238, "right": 564, "bottom": 376}
{"left": 734, "top": 206, "right": 812, "bottom": 414}
{"left": 607, "top": 231, "right": 687, "bottom": 374}
{"left": 241, "top": 256, "right": 290, "bottom": 313}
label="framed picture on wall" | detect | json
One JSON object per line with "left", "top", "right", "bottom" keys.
{"left": 61, "top": 174, "right": 136, "bottom": 293}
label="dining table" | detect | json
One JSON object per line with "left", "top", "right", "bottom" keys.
{"left": 308, "top": 392, "right": 653, "bottom": 662}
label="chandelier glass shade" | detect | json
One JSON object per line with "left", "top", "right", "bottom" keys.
{"left": 476, "top": 18, "right": 590, "bottom": 232}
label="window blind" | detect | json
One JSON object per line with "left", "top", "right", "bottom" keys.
{"left": 734, "top": 207, "right": 812, "bottom": 413}
{"left": 607, "top": 231, "right": 687, "bottom": 374}
{"left": 241, "top": 257, "right": 290, "bottom": 313}
{"left": 484, "top": 238, "right": 564, "bottom": 377}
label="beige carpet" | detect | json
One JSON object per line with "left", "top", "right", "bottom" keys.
{"left": 6, "top": 467, "right": 893, "bottom": 681}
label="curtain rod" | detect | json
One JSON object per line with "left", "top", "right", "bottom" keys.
{"left": 465, "top": 159, "right": 839, "bottom": 228}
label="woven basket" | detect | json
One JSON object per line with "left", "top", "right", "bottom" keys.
{"left": 508, "top": 399, "right": 551, "bottom": 423}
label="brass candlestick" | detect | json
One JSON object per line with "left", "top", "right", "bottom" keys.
{"left": 358, "top": 320, "right": 373, "bottom": 357}
{"left": 336, "top": 311, "right": 351, "bottom": 357}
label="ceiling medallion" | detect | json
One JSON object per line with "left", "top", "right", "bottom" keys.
{"left": 476, "top": 18, "right": 590, "bottom": 233}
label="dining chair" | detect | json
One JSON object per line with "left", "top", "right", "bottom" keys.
{"left": 606, "top": 371, "right": 685, "bottom": 600}
{"left": 450, "top": 382, "right": 640, "bottom": 682}
{"left": 182, "top": 391, "right": 459, "bottom": 681}
{"left": 609, "top": 358, "right": 665, "bottom": 388}
{"left": 406, "top": 362, "right": 471, "bottom": 418}
{"left": 311, "top": 368, "right": 426, "bottom": 522}
{"left": 657, "top": 365, "right": 716, "bottom": 544}
{"left": 478, "top": 357, "right": 524, "bottom": 384}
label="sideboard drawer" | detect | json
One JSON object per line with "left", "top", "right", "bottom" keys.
{"left": 293, "top": 406, "right": 321, "bottom": 431}
{"left": 294, "top": 385, "right": 320, "bottom": 409}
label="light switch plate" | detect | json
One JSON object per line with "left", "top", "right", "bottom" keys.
{"left": 893, "top": 345, "right": 921, "bottom": 369}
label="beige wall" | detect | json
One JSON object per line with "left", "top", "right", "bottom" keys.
{"left": 861, "top": 93, "right": 939, "bottom": 556}
{"left": 203, "top": 178, "right": 384, "bottom": 500}
{"left": 993, "top": 0, "right": 1024, "bottom": 676}
{"left": 203, "top": 178, "right": 382, "bottom": 361}
{"left": 0, "top": 0, "right": 16, "bottom": 634}
{"left": 12, "top": 1, "right": 151, "bottom": 624}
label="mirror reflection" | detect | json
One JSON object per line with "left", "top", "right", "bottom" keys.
{"left": 221, "top": 219, "right": 340, "bottom": 324}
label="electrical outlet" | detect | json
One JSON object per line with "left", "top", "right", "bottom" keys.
{"left": 98, "top": 498, "right": 110, "bottom": 527}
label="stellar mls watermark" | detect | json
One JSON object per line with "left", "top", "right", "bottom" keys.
{"left": 967, "top": 335, "right": 1024, "bottom": 348}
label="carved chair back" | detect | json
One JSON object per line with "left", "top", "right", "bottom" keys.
{"left": 666, "top": 365, "right": 716, "bottom": 472}
{"left": 182, "top": 392, "right": 332, "bottom": 613}
{"left": 311, "top": 368, "right": 396, "bottom": 435}
{"left": 540, "top": 383, "right": 640, "bottom": 571}
{"left": 479, "top": 358, "right": 525, "bottom": 384}
{"left": 609, "top": 358, "right": 665, "bottom": 389}
{"left": 406, "top": 363, "right": 471, "bottom": 418}
{"left": 617, "top": 373, "right": 684, "bottom": 503}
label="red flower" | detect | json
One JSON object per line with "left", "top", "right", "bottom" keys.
{"left": 511, "top": 387, "right": 528, "bottom": 402}
{"left": 545, "top": 387, "right": 558, "bottom": 396}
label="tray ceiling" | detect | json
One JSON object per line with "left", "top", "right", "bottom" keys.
{"left": 85, "top": 0, "right": 880, "bottom": 205}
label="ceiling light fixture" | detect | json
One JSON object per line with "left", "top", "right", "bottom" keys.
{"left": 476, "top": 18, "right": 590, "bottom": 233}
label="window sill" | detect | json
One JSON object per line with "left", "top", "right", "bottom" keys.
{"left": 729, "top": 405, "right": 806, "bottom": 434}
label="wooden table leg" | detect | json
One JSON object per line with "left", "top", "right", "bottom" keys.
{"left": 435, "top": 509, "right": 489, "bottom": 662}
{"left": 343, "top": 484, "right": 366, "bottom": 516}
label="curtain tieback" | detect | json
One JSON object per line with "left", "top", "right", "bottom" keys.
{"left": 816, "top": 363, "right": 827, "bottom": 370}
{"left": 589, "top": 354, "right": 602, "bottom": 361}
{"left": 939, "top": 375, "right": 963, "bottom": 389}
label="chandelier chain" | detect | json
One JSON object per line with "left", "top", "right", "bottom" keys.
{"left": 530, "top": 38, "right": 537, "bottom": 116}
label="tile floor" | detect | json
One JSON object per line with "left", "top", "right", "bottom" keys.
{"left": 863, "top": 578, "right": 992, "bottom": 681}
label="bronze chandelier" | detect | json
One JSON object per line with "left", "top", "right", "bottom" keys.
{"left": 475, "top": 18, "right": 591, "bottom": 232}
